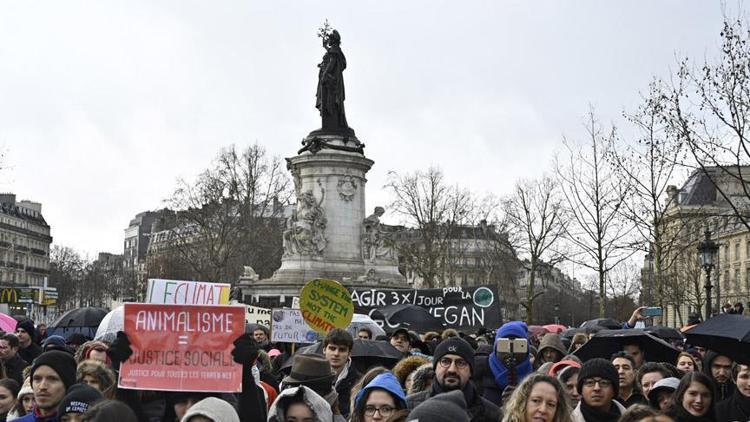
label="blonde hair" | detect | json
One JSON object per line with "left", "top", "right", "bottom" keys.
{"left": 501, "top": 374, "right": 573, "bottom": 422}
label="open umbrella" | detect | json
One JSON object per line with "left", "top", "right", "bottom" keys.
{"left": 580, "top": 318, "right": 622, "bottom": 330}
{"left": 49, "top": 307, "right": 109, "bottom": 339}
{"left": 684, "top": 314, "right": 750, "bottom": 365}
{"left": 528, "top": 325, "right": 549, "bottom": 338}
{"left": 644, "top": 325, "right": 685, "bottom": 341}
{"left": 95, "top": 306, "right": 123, "bottom": 343}
{"left": 543, "top": 324, "right": 567, "bottom": 334}
{"left": 0, "top": 313, "right": 17, "bottom": 333}
{"left": 573, "top": 329, "right": 679, "bottom": 364}
{"left": 347, "top": 314, "right": 386, "bottom": 339}
{"left": 372, "top": 304, "right": 446, "bottom": 332}
{"left": 280, "top": 339, "right": 403, "bottom": 373}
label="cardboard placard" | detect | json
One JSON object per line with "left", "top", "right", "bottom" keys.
{"left": 118, "top": 303, "right": 244, "bottom": 392}
{"left": 246, "top": 305, "right": 271, "bottom": 326}
{"left": 270, "top": 309, "right": 318, "bottom": 344}
{"left": 299, "top": 279, "right": 353, "bottom": 333}
{"left": 146, "top": 279, "right": 230, "bottom": 305}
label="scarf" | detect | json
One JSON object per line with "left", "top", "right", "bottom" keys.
{"left": 488, "top": 351, "right": 532, "bottom": 392}
{"left": 488, "top": 322, "right": 533, "bottom": 392}
{"left": 579, "top": 400, "right": 621, "bottom": 422}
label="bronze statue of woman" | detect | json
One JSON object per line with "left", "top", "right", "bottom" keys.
{"left": 315, "top": 29, "right": 354, "bottom": 136}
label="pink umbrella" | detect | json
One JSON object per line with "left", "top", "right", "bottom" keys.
{"left": 0, "top": 313, "right": 17, "bottom": 333}
{"left": 543, "top": 324, "right": 567, "bottom": 334}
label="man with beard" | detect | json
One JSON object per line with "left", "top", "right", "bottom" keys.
{"left": 703, "top": 350, "right": 735, "bottom": 401}
{"left": 406, "top": 337, "right": 499, "bottom": 422}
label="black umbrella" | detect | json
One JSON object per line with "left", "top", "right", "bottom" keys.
{"left": 48, "top": 307, "right": 109, "bottom": 338}
{"left": 644, "top": 325, "right": 685, "bottom": 341}
{"left": 580, "top": 318, "right": 622, "bottom": 330}
{"left": 373, "top": 304, "right": 446, "bottom": 332}
{"left": 685, "top": 313, "right": 750, "bottom": 365}
{"left": 280, "top": 339, "right": 404, "bottom": 373}
{"left": 573, "top": 329, "right": 680, "bottom": 364}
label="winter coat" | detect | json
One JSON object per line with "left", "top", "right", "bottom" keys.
{"left": 703, "top": 350, "right": 736, "bottom": 402}
{"left": 14, "top": 409, "right": 58, "bottom": 422}
{"left": 570, "top": 400, "right": 626, "bottom": 422}
{"left": 334, "top": 359, "right": 361, "bottom": 418}
{"left": 715, "top": 388, "right": 750, "bottom": 422}
{"left": 268, "top": 385, "right": 332, "bottom": 422}
{"left": 406, "top": 380, "right": 501, "bottom": 422}
{"left": 482, "top": 322, "right": 533, "bottom": 405}
{"left": 409, "top": 363, "right": 435, "bottom": 395}
{"left": 18, "top": 343, "right": 41, "bottom": 366}
{"left": 2, "top": 354, "right": 28, "bottom": 385}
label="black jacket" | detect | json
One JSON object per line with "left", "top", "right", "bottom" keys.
{"left": 18, "top": 342, "right": 42, "bottom": 365}
{"left": 715, "top": 388, "right": 750, "bottom": 422}
{"left": 406, "top": 380, "right": 501, "bottom": 422}
{"left": 3, "top": 354, "right": 27, "bottom": 385}
{"left": 335, "top": 363, "right": 361, "bottom": 418}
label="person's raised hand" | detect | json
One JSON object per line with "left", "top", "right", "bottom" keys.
{"left": 232, "top": 333, "right": 260, "bottom": 366}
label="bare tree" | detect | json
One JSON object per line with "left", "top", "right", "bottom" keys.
{"left": 556, "top": 111, "right": 637, "bottom": 317}
{"left": 386, "top": 167, "right": 483, "bottom": 288}
{"left": 503, "top": 176, "right": 566, "bottom": 323}
{"left": 161, "top": 144, "right": 293, "bottom": 283}
{"left": 662, "top": 18, "right": 750, "bottom": 229}
{"left": 49, "top": 245, "right": 86, "bottom": 310}
{"left": 608, "top": 81, "right": 690, "bottom": 312}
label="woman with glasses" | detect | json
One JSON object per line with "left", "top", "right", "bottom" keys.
{"left": 501, "top": 373, "right": 572, "bottom": 422}
{"left": 351, "top": 372, "right": 406, "bottom": 422}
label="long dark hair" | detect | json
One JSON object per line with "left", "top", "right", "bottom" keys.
{"left": 667, "top": 372, "right": 717, "bottom": 421}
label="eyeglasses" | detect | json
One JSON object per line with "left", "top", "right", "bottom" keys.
{"left": 364, "top": 405, "right": 395, "bottom": 417}
{"left": 582, "top": 378, "right": 613, "bottom": 388}
{"left": 438, "top": 357, "right": 469, "bottom": 369}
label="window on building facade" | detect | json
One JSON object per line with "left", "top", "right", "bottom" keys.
{"left": 736, "top": 243, "right": 741, "bottom": 261}
{"left": 735, "top": 269, "right": 741, "bottom": 292}
{"left": 724, "top": 270, "right": 730, "bottom": 291}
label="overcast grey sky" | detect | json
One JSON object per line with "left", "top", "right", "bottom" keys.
{"left": 0, "top": 1, "right": 733, "bottom": 256}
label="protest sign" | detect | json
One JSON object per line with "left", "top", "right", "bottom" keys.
{"left": 118, "top": 303, "right": 244, "bottom": 392}
{"left": 146, "top": 279, "right": 230, "bottom": 305}
{"left": 300, "top": 279, "right": 353, "bottom": 333}
{"left": 246, "top": 305, "right": 271, "bottom": 326}
{"left": 270, "top": 308, "right": 319, "bottom": 343}
{"left": 349, "top": 285, "right": 500, "bottom": 330}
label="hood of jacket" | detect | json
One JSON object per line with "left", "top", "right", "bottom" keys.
{"left": 536, "top": 334, "right": 566, "bottom": 359}
{"left": 268, "top": 385, "right": 332, "bottom": 422}
{"left": 181, "top": 397, "right": 239, "bottom": 422}
{"left": 354, "top": 372, "right": 406, "bottom": 409}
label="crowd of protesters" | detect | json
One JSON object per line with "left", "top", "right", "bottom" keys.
{"left": 0, "top": 305, "right": 746, "bottom": 422}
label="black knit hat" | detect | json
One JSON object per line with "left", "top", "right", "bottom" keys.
{"left": 406, "top": 390, "right": 469, "bottom": 422}
{"left": 57, "top": 383, "right": 102, "bottom": 416}
{"left": 577, "top": 358, "right": 619, "bottom": 397}
{"left": 31, "top": 350, "right": 77, "bottom": 390}
{"left": 433, "top": 337, "right": 475, "bottom": 374}
{"left": 15, "top": 319, "right": 35, "bottom": 336}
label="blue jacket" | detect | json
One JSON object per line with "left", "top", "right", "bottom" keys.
{"left": 354, "top": 372, "right": 407, "bottom": 410}
{"left": 15, "top": 410, "right": 59, "bottom": 422}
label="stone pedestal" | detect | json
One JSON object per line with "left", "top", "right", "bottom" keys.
{"left": 241, "top": 134, "right": 405, "bottom": 305}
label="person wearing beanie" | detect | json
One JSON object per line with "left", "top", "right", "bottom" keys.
{"left": 571, "top": 358, "right": 625, "bottom": 422}
{"left": 56, "top": 383, "right": 102, "bottom": 420}
{"left": 406, "top": 337, "right": 499, "bottom": 422}
{"left": 41, "top": 337, "right": 70, "bottom": 354}
{"left": 407, "top": 390, "right": 470, "bottom": 422}
{"left": 15, "top": 320, "right": 42, "bottom": 365}
{"left": 16, "top": 350, "right": 78, "bottom": 422}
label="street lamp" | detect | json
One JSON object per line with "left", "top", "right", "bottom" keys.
{"left": 697, "top": 230, "right": 719, "bottom": 319}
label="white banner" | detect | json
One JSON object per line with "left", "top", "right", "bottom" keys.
{"left": 146, "top": 279, "right": 231, "bottom": 305}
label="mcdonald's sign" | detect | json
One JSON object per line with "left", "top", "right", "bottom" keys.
{"left": 0, "top": 288, "right": 18, "bottom": 304}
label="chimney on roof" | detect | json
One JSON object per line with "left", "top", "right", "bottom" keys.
{"left": 666, "top": 185, "right": 680, "bottom": 208}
